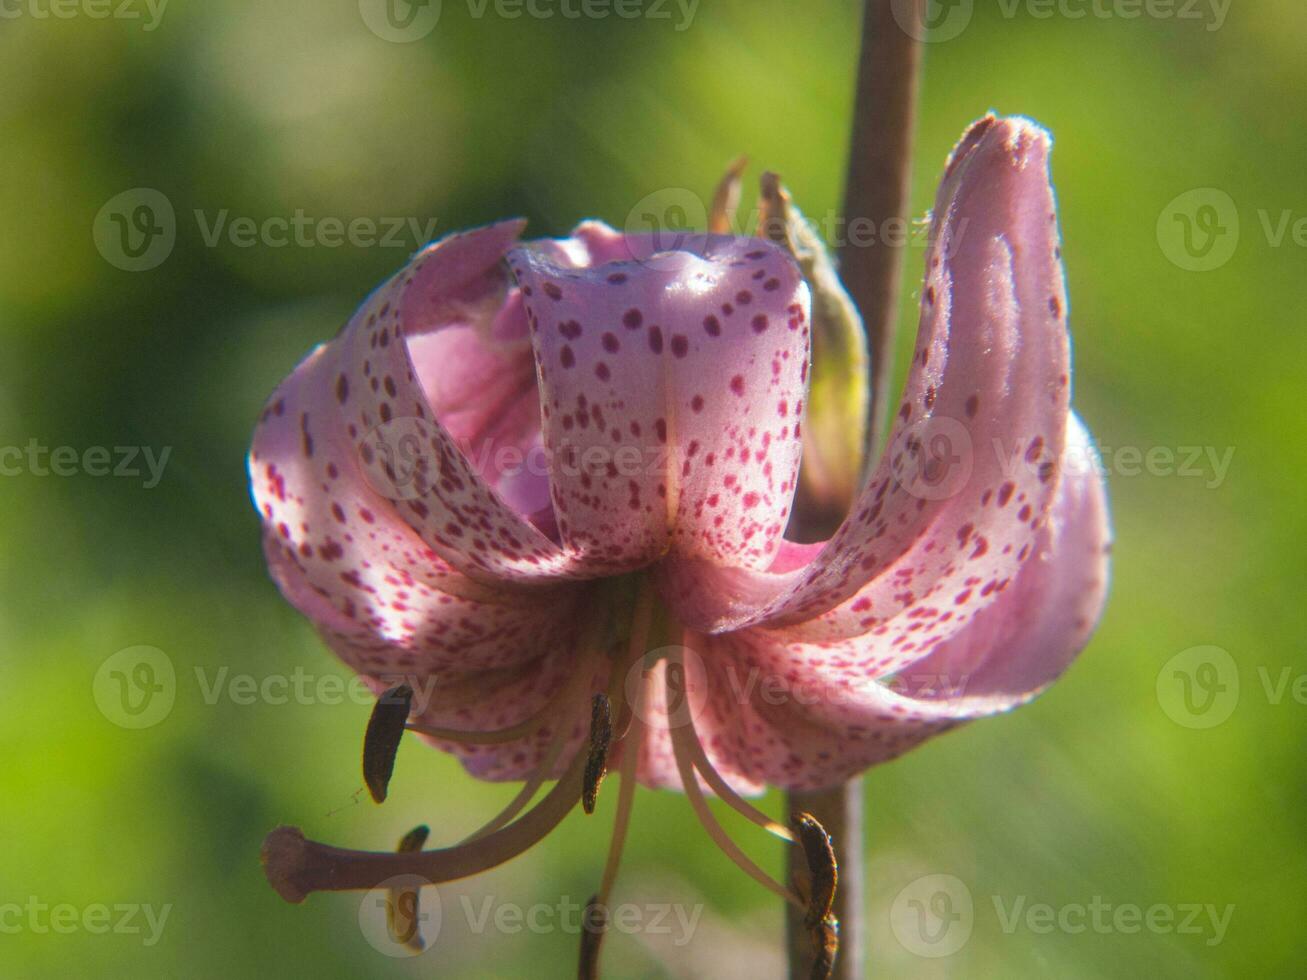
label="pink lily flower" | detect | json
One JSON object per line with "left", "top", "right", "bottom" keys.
{"left": 251, "top": 115, "right": 1110, "bottom": 951}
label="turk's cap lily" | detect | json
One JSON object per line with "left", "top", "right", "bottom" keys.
{"left": 250, "top": 113, "right": 1109, "bottom": 796}
{"left": 250, "top": 116, "right": 1110, "bottom": 961}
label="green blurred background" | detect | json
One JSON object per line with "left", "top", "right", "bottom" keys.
{"left": 2, "top": 0, "right": 1303, "bottom": 976}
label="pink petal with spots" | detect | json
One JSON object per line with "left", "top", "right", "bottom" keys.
{"left": 250, "top": 308, "right": 585, "bottom": 678}
{"left": 347, "top": 633, "right": 606, "bottom": 783}
{"left": 508, "top": 231, "right": 810, "bottom": 571}
{"left": 660, "top": 116, "right": 1073, "bottom": 647}
{"left": 687, "top": 413, "right": 1109, "bottom": 790}
{"left": 406, "top": 289, "right": 552, "bottom": 526}
{"left": 254, "top": 220, "right": 599, "bottom": 586}
{"left": 263, "top": 527, "right": 582, "bottom": 679}
{"left": 892, "top": 411, "right": 1110, "bottom": 700}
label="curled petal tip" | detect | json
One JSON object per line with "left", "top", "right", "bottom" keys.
{"left": 946, "top": 113, "right": 1053, "bottom": 184}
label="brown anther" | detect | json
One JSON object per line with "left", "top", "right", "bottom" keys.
{"left": 809, "top": 914, "right": 839, "bottom": 980}
{"left": 792, "top": 811, "right": 838, "bottom": 926}
{"left": 363, "top": 683, "right": 413, "bottom": 803}
{"left": 577, "top": 893, "right": 608, "bottom": 980}
{"left": 397, "top": 825, "right": 429, "bottom": 853}
{"left": 791, "top": 812, "right": 840, "bottom": 979}
{"left": 387, "top": 825, "right": 430, "bottom": 952}
{"left": 582, "top": 693, "right": 613, "bottom": 815}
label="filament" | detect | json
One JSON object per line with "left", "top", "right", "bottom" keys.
{"left": 665, "top": 648, "right": 805, "bottom": 912}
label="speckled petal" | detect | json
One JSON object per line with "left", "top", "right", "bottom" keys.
{"left": 341, "top": 626, "right": 606, "bottom": 783}
{"left": 252, "top": 221, "right": 600, "bottom": 587}
{"left": 251, "top": 297, "right": 588, "bottom": 677}
{"left": 508, "top": 233, "right": 810, "bottom": 572}
{"left": 680, "top": 415, "right": 1110, "bottom": 790}
{"left": 661, "top": 116, "right": 1073, "bottom": 649}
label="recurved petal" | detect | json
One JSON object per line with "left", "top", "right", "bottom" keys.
{"left": 661, "top": 116, "right": 1073, "bottom": 647}
{"left": 682, "top": 414, "right": 1110, "bottom": 790}
{"left": 507, "top": 232, "right": 810, "bottom": 572}
{"left": 262, "top": 527, "right": 582, "bottom": 677}
{"left": 251, "top": 319, "right": 584, "bottom": 677}
{"left": 890, "top": 411, "right": 1111, "bottom": 701}
{"left": 252, "top": 221, "right": 592, "bottom": 588}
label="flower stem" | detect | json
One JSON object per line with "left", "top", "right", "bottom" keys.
{"left": 786, "top": 2, "right": 924, "bottom": 977}
{"left": 839, "top": 0, "right": 924, "bottom": 462}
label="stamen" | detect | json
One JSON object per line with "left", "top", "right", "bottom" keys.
{"left": 387, "top": 825, "right": 430, "bottom": 952}
{"left": 597, "top": 668, "right": 650, "bottom": 906}
{"left": 363, "top": 684, "right": 413, "bottom": 803}
{"left": 708, "top": 154, "right": 749, "bottom": 234}
{"left": 595, "top": 583, "right": 655, "bottom": 907}
{"left": 665, "top": 650, "right": 805, "bottom": 912}
{"left": 461, "top": 707, "right": 576, "bottom": 844}
{"left": 582, "top": 694, "right": 613, "bottom": 815}
{"left": 461, "top": 646, "right": 605, "bottom": 844}
{"left": 577, "top": 894, "right": 608, "bottom": 980}
{"left": 791, "top": 811, "right": 840, "bottom": 980}
{"left": 792, "top": 811, "right": 838, "bottom": 925}
{"left": 809, "top": 916, "right": 839, "bottom": 980}
{"left": 677, "top": 632, "right": 795, "bottom": 843}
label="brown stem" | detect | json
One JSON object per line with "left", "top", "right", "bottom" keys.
{"left": 787, "top": 1, "right": 923, "bottom": 977}
{"left": 839, "top": 0, "right": 924, "bottom": 462}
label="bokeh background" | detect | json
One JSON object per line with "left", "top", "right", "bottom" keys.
{"left": 2, "top": 0, "right": 1303, "bottom": 976}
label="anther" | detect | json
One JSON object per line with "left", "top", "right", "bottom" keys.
{"left": 809, "top": 915, "right": 839, "bottom": 980}
{"left": 363, "top": 683, "right": 413, "bottom": 803}
{"left": 791, "top": 811, "right": 840, "bottom": 980}
{"left": 577, "top": 893, "right": 608, "bottom": 980}
{"left": 583, "top": 693, "right": 613, "bottom": 815}
{"left": 388, "top": 825, "right": 430, "bottom": 952}
{"left": 792, "top": 811, "right": 837, "bottom": 926}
